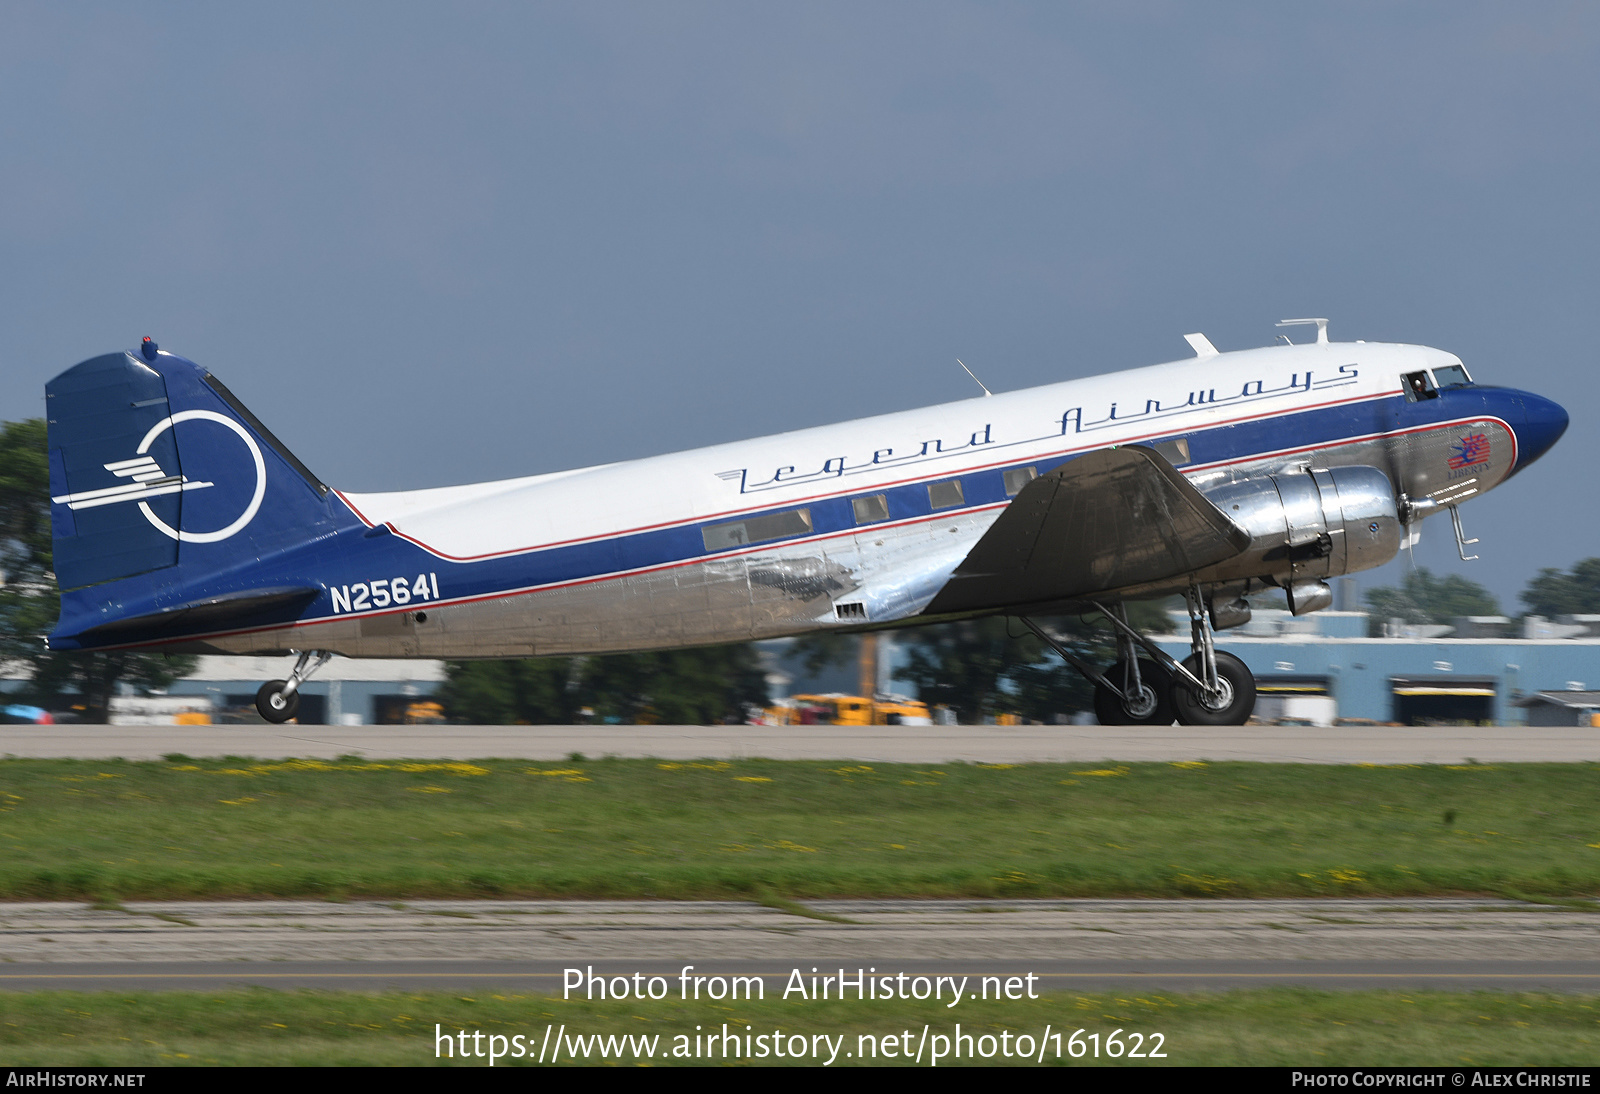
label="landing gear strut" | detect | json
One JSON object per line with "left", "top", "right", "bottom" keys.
{"left": 255, "top": 650, "right": 333, "bottom": 724}
{"left": 1019, "top": 611, "right": 1172, "bottom": 726}
{"left": 1166, "top": 587, "right": 1256, "bottom": 725}
{"left": 1021, "top": 584, "right": 1257, "bottom": 726}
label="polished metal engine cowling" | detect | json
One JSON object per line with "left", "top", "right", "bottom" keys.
{"left": 1196, "top": 465, "right": 1402, "bottom": 600}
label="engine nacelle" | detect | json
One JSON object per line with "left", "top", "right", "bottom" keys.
{"left": 1196, "top": 466, "right": 1402, "bottom": 612}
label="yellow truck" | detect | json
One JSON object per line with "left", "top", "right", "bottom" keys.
{"left": 404, "top": 700, "right": 446, "bottom": 724}
{"left": 766, "top": 693, "right": 933, "bottom": 726}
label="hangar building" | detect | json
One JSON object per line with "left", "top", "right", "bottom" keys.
{"left": 1153, "top": 610, "right": 1600, "bottom": 725}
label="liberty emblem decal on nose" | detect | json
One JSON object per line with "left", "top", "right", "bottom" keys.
{"left": 1447, "top": 433, "right": 1490, "bottom": 470}
{"left": 50, "top": 410, "right": 266, "bottom": 543}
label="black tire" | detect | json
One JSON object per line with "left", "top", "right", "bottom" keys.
{"left": 1093, "top": 658, "right": 1175, "bottom": 725}
{"left": 255, "top": 680, "right": 300, "bottom": 724}
{"left": 1169, "top": 651, "right": 1257, "bottom": 725}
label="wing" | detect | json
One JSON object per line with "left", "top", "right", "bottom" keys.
{"left": 924, "top": 445, "right": 1251, "bottom": 614}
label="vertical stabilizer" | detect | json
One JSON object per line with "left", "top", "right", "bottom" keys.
{"left": 47, "top": 345, "right": 346, "bottom": 647}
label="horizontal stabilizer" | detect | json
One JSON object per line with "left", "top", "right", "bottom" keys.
{"left": 78, "top": 586, "right": 321, "bottom": 639}
{"left": 926, "top": 445, "right": 1250, "bottom": 614}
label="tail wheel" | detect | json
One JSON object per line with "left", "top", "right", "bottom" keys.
{"left": 255, "top": 680, "right": 300, "bottom": 724}
{"left": 1093, "top": 658, "right": 1175, "bottom": 725}
{"left": 1169, "top": 651, "right": 1257, "bottom": 725}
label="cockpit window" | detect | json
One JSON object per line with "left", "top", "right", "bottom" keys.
{"left": 1431, "top": 364, "right": 1472, "bottom": 389}
{"left": 1401, "top": 370, "right": 1438, "bottom": 402}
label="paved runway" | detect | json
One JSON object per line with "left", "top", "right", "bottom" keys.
{"left": 1, "top": 898, "right": 1596, "bottom": 992}
{"left": 3, "top": 723, "right": 1597, "bottom": 763}
{"left": 5, "top": 959, "right": 1597, "bottom": 993}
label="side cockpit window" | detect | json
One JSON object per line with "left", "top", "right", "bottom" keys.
{"left": 1432, "top": 364, "right": 1472, "bottom": 389}
{"left": 1401, "top": 370, "right": 1438, "bottom": 402}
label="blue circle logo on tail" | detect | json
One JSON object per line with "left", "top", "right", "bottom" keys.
{"left": 136, "top": 410, "right": 267, "bottom": 542}
{"left": 54, "top": 410, "right": 267, "bottom": 544}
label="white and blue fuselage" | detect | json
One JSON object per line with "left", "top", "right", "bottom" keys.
{"left": 45, "top": 335, "right": 1567, "bottom": 660}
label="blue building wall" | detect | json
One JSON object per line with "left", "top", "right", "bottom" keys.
{"left": 159, "top": 655, "right": 446, "bottom": 724}
{"left": 165, "top": 678, "right": 441, "bottom": 724}
{"left": 1152, "top": 634, "right": 1600, "bottom": 723}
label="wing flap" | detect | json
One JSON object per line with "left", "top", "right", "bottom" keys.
{"left": 925, "top": 446, "right": 1249, "bottom": 614}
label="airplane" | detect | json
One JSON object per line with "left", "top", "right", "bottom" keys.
{"left": 43, "top": 321, "right": 1568, "bottom": 726}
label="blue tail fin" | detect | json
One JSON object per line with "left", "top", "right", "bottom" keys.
{"left": 47, "top": 343, "right": 346, "bottom": 647}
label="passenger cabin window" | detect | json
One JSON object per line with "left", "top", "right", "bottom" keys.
{"left": 852, "top": 494, "right": 890, "bottom": 524}
{"left": 1401, "top": 370, "right": 1438, "bottom": 402}
{"left": 1432, "top": 364, "right": 1472, "bottom": 389}
{"left": 702, "top": 508, "right": 813, "bottom": 551}
{"left": 1003, "top": 466, "right": 1038, "bottom": 496}
{"left": 927, "top": 479, "right": 965, "bottom": 510}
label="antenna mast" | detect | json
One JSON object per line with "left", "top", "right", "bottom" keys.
{"left": 956, "top": 359, "right": 993, "bottom": 397}
{"left": 1276, "top": 318, "right": 1330, "bottom": 345}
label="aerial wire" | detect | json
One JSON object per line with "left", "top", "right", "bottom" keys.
{"left": 956, "top": 359, "right": 993, "bottom": 397}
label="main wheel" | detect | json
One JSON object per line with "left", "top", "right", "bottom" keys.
{"left": 1093, "top": 658, "right": 1175, "bottom": 725}
{"left": 1169, "top": 651, "right": 1256, "bottom": 725}
{"left": 255, "top": 680, "right": 300, "bottom": 724}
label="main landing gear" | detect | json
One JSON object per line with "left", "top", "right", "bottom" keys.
{"left": 1091, "top": 656, "right": 1173, "bottom": 727}
{"left": 255, "top": 650, "right": 333, "bottom": 724}
{"left": 1020, "top": 585, "right": 1257, "bottom": 726}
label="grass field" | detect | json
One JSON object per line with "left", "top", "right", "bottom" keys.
{"left": 0, "top": 988, "right": 1596, "bottom": 1066}
{"left": 0, "top": 756, "right": 1596, "bottom": 899}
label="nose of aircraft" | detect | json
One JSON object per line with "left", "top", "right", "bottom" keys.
{"left": 1513, "top": 390, "right": 1568, "bottom": 473}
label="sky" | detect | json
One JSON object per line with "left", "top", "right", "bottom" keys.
{"left": 1, "top": 2, "right": 1595, "bottom": 611}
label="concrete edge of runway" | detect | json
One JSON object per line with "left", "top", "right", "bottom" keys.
{"left": 2, "top": 898, "right": 1599, "bottom": 992}
{"left": 2, "top": 722, "right": 1597, "bottom": 763}
{"left": 3, "top": 960, "right": 1599, "bottom": 993}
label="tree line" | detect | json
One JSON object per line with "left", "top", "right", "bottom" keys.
{"left": 1361, "top": 563, "right": 1600, "bottom": 632}
{"left": 443, "top": 608, "right": 1156, "bottom": 726}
